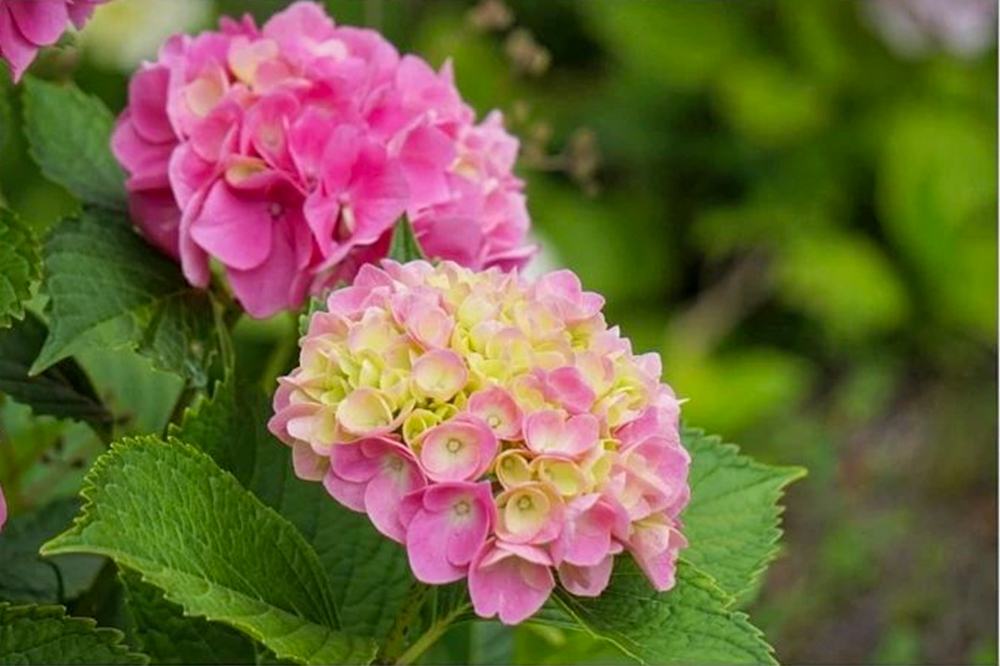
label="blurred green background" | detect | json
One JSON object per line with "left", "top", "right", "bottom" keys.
{"left": 0, "top": 0, "right": 996, "bottom": 663}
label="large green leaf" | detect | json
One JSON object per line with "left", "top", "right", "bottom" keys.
{"left": 41, "top": 438, "right": 377, "bottom": 665}
{"left": 0, "top": 602, "right": 148, "bottom": 665}
{"left": 21, "top": 77, "right": 126, "bottom": 210}
{"left": 681, "top": 428, "right": 805, "bottom": 604}
{"left": 0, "top": 313, "right": 112, "bottom": 438}
{"left": 0, "top": 498, "right": 104, "bottom": 604}
{"left": 31, "top": 211, "right": 221, "bottom": 387}
{"left": 0, "top": 207, "right": 40, "bottom": 328}
{"left": 549, "top": 559, "right": 774, "bottom": 665}
{"left": 173, "top": 378, "right": 414, "bottom": 640}
{"left": 168, "top": 376, "right": 262, "bottom": 487}
{"left": 120, "top": 570, "right": 257, "bottom": 666}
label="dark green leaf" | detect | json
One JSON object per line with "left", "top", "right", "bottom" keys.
{"left": 41, "top": 437, "right": 376, "bottom": 665}
{"left": 32, "top": 211, "right": 221, "bottom": 387}
{"left": 0, "top": 498, "right": 104, "bottom": 604}
{"left": 121, "top": 570, "right": 256, "bottom": 665}
{"left": 0, "top": 602, "right": 148, "bottom": 665}
{"left": 173, "top": 377, "right": 415, "bottom": 640}
{"left": 22, "top": 77, "right": 126, "bottom": 210}
{"left": 0, "top": 313, "right": 112, "bottom": 438}
{"left": 0, "top": 207, "right": 40, "bottom": 328}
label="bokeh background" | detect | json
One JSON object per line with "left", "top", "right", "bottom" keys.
{"left": 0, "top": 1, "right": 996, "bottom": 663}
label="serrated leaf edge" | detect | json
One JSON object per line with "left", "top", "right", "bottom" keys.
{"left": 682, "top": 426, "right": 806, "bottom": 604}
{"left": 0, "top": 601, "right": 150, "bottom": 664}
{"left": 551, "top": 560, "right": 777, "bottom": 665}
{"left": 39, "top": 437, "right": 377, "bottom": 666}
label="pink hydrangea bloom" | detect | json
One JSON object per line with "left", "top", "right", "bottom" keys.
{"left": 0, "top": 0, "right": 107, "bottom": 81}
{"left": 270, "top": 261, "right": 690, "bottom": 625}
{"left": 112, "top": 1, "right": 534, "bottom": 318}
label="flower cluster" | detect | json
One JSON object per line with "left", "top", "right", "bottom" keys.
{"left": 0, "top": 0, "right": 107, "bottom": 81}
{"left": 269, "top": 261, "right": 689, "bottom": 625}
{"left": 112, "top": 1, "right": 533, "bottom": 318}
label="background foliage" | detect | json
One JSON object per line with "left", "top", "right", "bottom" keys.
{"left": 0, "top": 0, "right": 995, "bottom": 664}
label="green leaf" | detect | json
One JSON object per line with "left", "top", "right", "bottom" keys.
{"left": 77, "top": 348, "right": 184, "bottom": 438}
{"left": 550, "top": 559, "right": 775, "bottom": 665}
{"left": 387, "top": 216, "right": 427, "bottom": 263}
{"left": 0, "top": 498, "right": 104, "bottom": 604}
{"left": 167, "top": 378, "right": 260, "bottom": 487}
{"left": 120, "top": 570, "right": 257, "bottom": 666}
{"left": 0, "top": 602, "right": 148, "bottom": 665}
{"left": 22, "top": 77, "right": 126, "bottom": 210}
{"left": 41, "top": 437, "right": 376, "bottom": 665}
{"left": 0, "top": 207, "right": 41, "bottom": 328}
{"left": 0, "top": 313, "right": 112, "bottom": 438}
{"left": 681, "top": 428, "right": 805, "bottom": 604}
{"left": 32, "top": 211, "right": 221, "bottom": 387}
{"left": 0, "top": 402, "right": 103, "bottom": 512}
{"left": 173, "top": 377, "right": 414, "bottom": 640}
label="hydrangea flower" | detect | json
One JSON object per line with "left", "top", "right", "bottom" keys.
{"left": 0, "top": 481, "right": 6, "bottom": 533}
{"left": 269, "top": 261, "right": 689, "bottom": 625}
{"left": 0, "top": 0, "right": 108, "bottom": 81}
{"left": 112, "top": 1, "right": 534, "bottom": 318}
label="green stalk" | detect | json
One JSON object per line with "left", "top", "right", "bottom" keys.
{"left": 394, "top": 607, "right": 466, "bottom": 666}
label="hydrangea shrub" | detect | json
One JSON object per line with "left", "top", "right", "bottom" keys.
{"left": 0, "top": 2, "right": 803, "bottom": 665}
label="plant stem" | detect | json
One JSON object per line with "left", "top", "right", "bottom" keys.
{"left": 376, "top": 582, "right": 431, "bottom": 664}
{"left": 395, "top": 608, "right": 465, "bottom": 666}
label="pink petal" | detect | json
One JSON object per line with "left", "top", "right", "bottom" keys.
{"left": 226, "top": 204, "right": 313, "bottom": 317}
{"left": 349, "top": 143, "right": 408, "bottom": 241}
{"left": 557, "top": 556, "right": 615, "bottom": 597}
{"left": 524, "top": 410, "right": 599, "bottom": 459}
{"left": 396, "top": 123, "right": 454, "bottom": 210}
{"left": 413, "top": 207, "right": 484, "bottom": 266}
{"left": 627, "top": 517, "right": 687, "bottom": 592}
{"left": 467, "top": 386, "right": 522, "bottom": 440}
{"left": 543, "top": 366, "right": 596, "bottom": 414}
{"left": 292, "top": 441, "right": 329, "bottom": 481}
{"left": 67, "top": 0, "right": 106, "bottom": 29}
{"left": 113, "top": 116, "right": 174, "bottom": 184}
{"left": 128, "top": 65, "right": 176, "bottom": 144}
{"left": 551, "top": 495, "right": 620, "bottom": 567}
{"left": 469, "top": 541, "right": 554, "bottom": 625}
{"left": 0, "top": 7, "right": 39, "bottom": 81}
{"left": 405, "top": 482, "right": 496, "bottom": 585}
{"left": 8, "top": 0, "right": 68, "bottom": 47}
{"left": 363, "top": 456, "right": 425, "bottom": 543}
{"left": 406, "top": 507, "right": 466, "bottom": 583}
{"left": 189, "top": 180, "right": 275, "bottom": 270}
{"left": 419, "top": 417, "right": 497, "bottom": 483}
{"left": 323, "top": 467, "right": 367, "bottom": 513}
{"left": 127, "top": 188, "right": 181, "bottom": 260}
